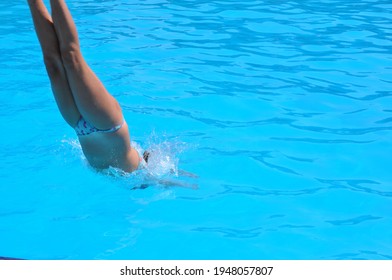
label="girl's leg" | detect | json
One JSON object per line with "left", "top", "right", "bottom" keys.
{"left": 50, "top": 0, "right": 123, "bottom": 130}
{"left": 27, "top": 0, "right": 80, "bottom": 127}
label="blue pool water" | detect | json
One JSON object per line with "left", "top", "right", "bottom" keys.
{"left": 1, "top": 0, "right": 391, "bottom": 260}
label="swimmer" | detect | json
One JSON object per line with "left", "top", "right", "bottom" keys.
{"left": 27, "top": 0, "right": 147, "bottom": 172}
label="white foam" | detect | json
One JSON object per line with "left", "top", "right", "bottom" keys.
{"left": 132, "top": 134, "right": 187, "bottom": 178}
{"left": 61, "top": 134, "right": 190, "bottom": 185}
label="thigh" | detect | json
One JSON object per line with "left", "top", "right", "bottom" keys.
{"left": 61, "top": 51, "right": 123, "bottom": 130}
{"left": 45, "top": 56, "right": 81, "bottom": 127}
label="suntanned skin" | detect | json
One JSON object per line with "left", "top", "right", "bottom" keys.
{"left": 27, "top": 0, "right": 140, "bottom": 172}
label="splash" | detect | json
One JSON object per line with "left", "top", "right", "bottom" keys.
{"left": 133, "top": 132, "right": 188, "bottom": 179}
{"left": 58, "top": 137, "right": 86, "bottom": 165}
{"left": 60, "top": 133, "right": 196, "bottom": 189}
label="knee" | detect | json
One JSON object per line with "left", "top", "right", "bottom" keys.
{"left": 60, "top": 44, "right": 83, "bottom": 68}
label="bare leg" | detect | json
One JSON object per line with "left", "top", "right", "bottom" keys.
{"left": 50, "top": 0, "right": 123, "bottom": 130}
{"left": 27, "top": 0, "right": 80, "bottom": 127}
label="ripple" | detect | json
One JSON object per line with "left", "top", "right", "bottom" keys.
{"left": 215, "top": 184, "right": 326, "bottom": 198}
{"left": 271, "top": 137, "right": 375, "bottom": 144}
{"left": 192, "top": 226, "right": 264, "bottom": 238}
{"left": 316, "top": 179, "right": 392, "bottom": 197}
{"left": 328, "top": 250, "right": 392, "bottom": 260}
{"left": 326, "top": 215, "right": 383, "bottom": 226}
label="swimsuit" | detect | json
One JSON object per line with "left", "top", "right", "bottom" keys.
{"left": 74, "top": 116, "right": 124, "bottom": 136}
